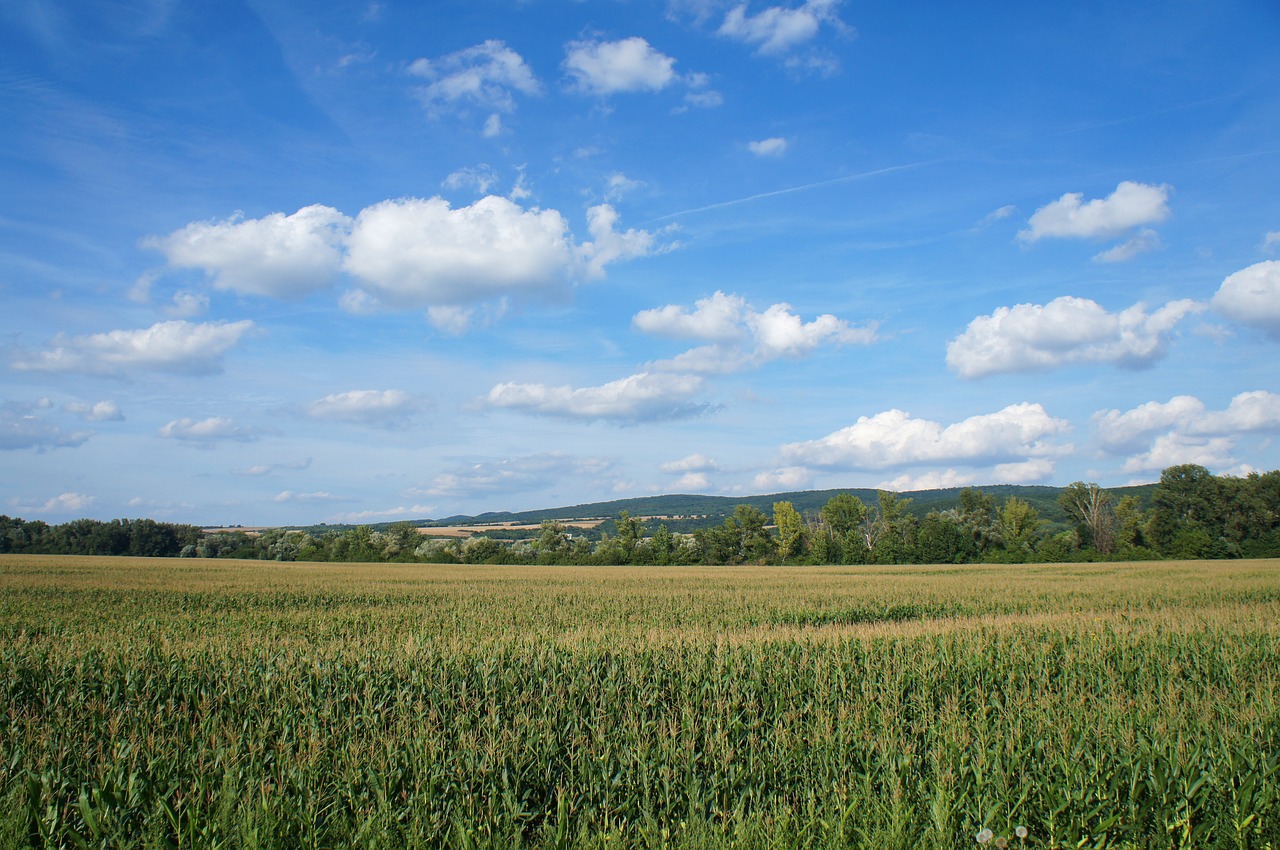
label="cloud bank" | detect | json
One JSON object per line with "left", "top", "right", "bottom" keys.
{"left": 947, "top": 296, "right": 1201, "bottom": 378}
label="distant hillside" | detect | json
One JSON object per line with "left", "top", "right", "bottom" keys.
{"left": 299, "top": 482, "right": 1159, "bottom": 536}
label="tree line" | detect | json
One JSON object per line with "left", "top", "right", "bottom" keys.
{"left": 2, "top": 464, "right": 1277, "bottom": 565}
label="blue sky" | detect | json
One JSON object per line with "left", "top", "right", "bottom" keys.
{"left": 3, "top": 0, "right": 1280, "bottom": 526}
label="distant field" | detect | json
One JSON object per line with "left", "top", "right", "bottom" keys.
{"left": 1, "top": 555, "right": 1278, "bottom": 849}
{"left": 417, "top": 519, "right": 608, "bottom": 538}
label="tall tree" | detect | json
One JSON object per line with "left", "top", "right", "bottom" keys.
{"left": 998, "top": 496, "right": 1042, "bottom": 556}
{"left": 1058, "top": 482, "right": 1115, "bottom": 555}
{"left": 772, "top": 501, "right": 807, "bottom": 564}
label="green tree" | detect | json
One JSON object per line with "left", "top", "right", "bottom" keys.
{"left": 955, "top": 488, "right": 1001, "bottom": 555}
{"left": 534, "top": 520, "right": 571, "bottom": 564}
{"left": 916, "top": 511, "right": 973, "bottom": 564}
{"left": 997, "top": 496, "right": 1042, "bottom": 558}
{"left": 772, "top": 501, "right": 807, "bottom": 563}
{"left": 871, "top": 491, "right": 917, "bottom": 564}
{"left": 1059, "top": 481, "right": 1115, "bottom": 555}
{"left": 1149, "top": 464, "right": 1216, "bottom": 554}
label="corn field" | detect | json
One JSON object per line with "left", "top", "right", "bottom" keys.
{"left": 1, "top": 555, "right": 1278, "bottom": 849}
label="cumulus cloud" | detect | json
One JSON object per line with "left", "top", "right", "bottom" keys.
{"left": 947, "top": 296, "right": 1202, "bottom": 378}
{"left": 1093, "top": 395, "right": 1206, "bottom": 453}
{"left": 414, "top": 452, "right": 616, "bottom": 499}
{"left": 12, "top": 320, "right": 255, "bottom": 376}
{"left": 23, "top": 492, "right": 97, "bottom": 515}
{"left": 305, "top": 389, "right": 416, "bottom": 426}
{"left": 164, "top": 291, "right": 210, "bottom": 318}
{"left": 752, "top": 466, "right": 813, "bottom": 491}
{"left": 148, "top": 196, "right": 665, "bottom": 324}
{"left": 876, "top": 459, "right": 1055, "bottom": 492}
{"left": 342, "top": 196, "right": 665, "bottom": 311}
{"left": 1, "top": 400, "right": 91, "bottom": 451}
{"left": 64, "top": 400, "right": 123, "bottom": 422}
{"left": 158, "top": 416, "right": 259, "bottom": 444}
{"left": 1212, "top": 260, "right": 1280, "bottom": 338}
{"left": 718, "top": 0, "right": 844, "bottom": 55}
{"left": 145, "top": 205, "right": 351, "bottom": 299}
{"left": 576, "top": 204, "right": 669, "bottom": 279}
{"left": 672, "top": 471, "right": 713, "bottom": 490}
{"left": 1121, "top": 433, "right": 1237, "bottom": 474}
{"left": 660, "top": 453, "right": 720, "bottom": 473}
{"left": 1095, "top": 391, "right": 1280, "bottom": 473}
{"left": 563, "top": 37, "right": 678, "bottom": 94}
{"left": 635, "top": 291, "right": 877, "bottom": 373}
{"left": 780, "top": 403, "right": 1069, "bottom": 470}
{"left": 485, "top": 372, "right": 709, "bottom": 422}
{"left": 1020, "top": 181, "right": 1171, "bottom": 243}
{"left": 409, "top": 40, "right": 540, "bottom": 115}
{"left": 748, "top": 137, "right": 788, "bottom": 156}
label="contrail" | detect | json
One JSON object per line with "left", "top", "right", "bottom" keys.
{"left": 646, "top": 160, "right": 941, "bottom": 224}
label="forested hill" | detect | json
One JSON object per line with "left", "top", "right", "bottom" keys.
{"left": 415, "top": 482, "right": 1160, "bottom": 534}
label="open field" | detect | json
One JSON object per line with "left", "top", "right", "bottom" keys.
{"left": 2, "top": 555, "right": 1279, "bottom": 848}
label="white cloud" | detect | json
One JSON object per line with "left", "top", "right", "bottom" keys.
{"left": 752, "top": 466, "right": 813, "bottom": 491}
{"left": 409, "top": 40, "right": 540, "bottom": 114}
{"left": 947, "top": 296, "right": 1202, "bottom": 378}
{"left": 974, "top": 205, "right": 1016, "bottom": 230}
{"left": 415, "top": 453, "right": 615, "bottom": 499}
{"left": 719, "top": 0, "right": 843, "bottom": 55}
{"left": 1193, "top": 390, "right": 1280, "bottom": 434}
{"left": 876, "top": 458, "right": 1055, "bottom": 492}
{"left": 780, "top": 403, "right": 1069, "bottom": 470}
{"left": 1095, "top": 391, "right": 1280, "bottom": 473}
{"left": 672, "top": 471, "right": 713, "bottom": 491}
{"left": 1122, "top": 433, "right": 1236, "bottom": 474}
{"left": 748, "top": 137, "right": 788, "bottom": 156}
{"left": 158, "top": 416, "right": 259, "bottom": 444}
{"left": 239, "top": 458, "right": 311, "bottom": 477}
{"left": 305, "top": 389, "right": 416, "bottom": 426}
{"left": 482, "top": 113, "right": 503, "bottom": 137}
{"left": 992, "top": 458, "right": 1056, "bottom": 483}
{"left": 1093, "top": 395, "right": 1205, "bottom": 452}
{"left": 1020, "top": 181, "right": 1171, "bottom": 243}
{"left": 274, "top": 490, "right": 341, "bottom": 503}
{"left": 485, "top": 371, "right": 708, "bottom": 422}
{"left": 604, "top": 172, "right": 644, "bottom": 201}
{"left": 1211, "top": 260, "right": 1280, "bottom": 338}
{"left": 635, "top": 291, "right": 748, "bottom": 341}
{"left": 443, "top": 164, "right": 499, "bottom": 195}
{"left": 164, "top": 291, "right": 209, "bottom": 318}
{"left": 635, "top": 291, "right": 877, "bottom": 373}
{"left": 577, "top": 204, "right": 668, "bottom": 279}
{"left": 660, "top": 453, "right": 720, "bottom": 473}
{"left": 1092, "top": 228, "right": 1162, "bottom": 263}
{"left": 877, "top": 468, "right": 976, "bottom": 492}
{"left": 146, "top": 205, "right": 351, "bottom": 299}
{"left": 329, "top": 505, "right": 436, "bottom": 524}
{"left": 30, "top": 492, "right": 97, "bottom": 514}
{"left": 12, "top": 320, "right": 255, "bottom": 376}
{"left": 563, "top": 37, "right": 678, "bottom": 94}
{"left": 1, "top": 401, "right": 91, "bottom": 451}
{"left": 64, "top": 400, "right": 123, "bottom": 422}
{"left": 1264, "top": 231, "right": 1280, "bottom": 253}
{"left": 343, "top": 196, "right": 664, "bottom": 310}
